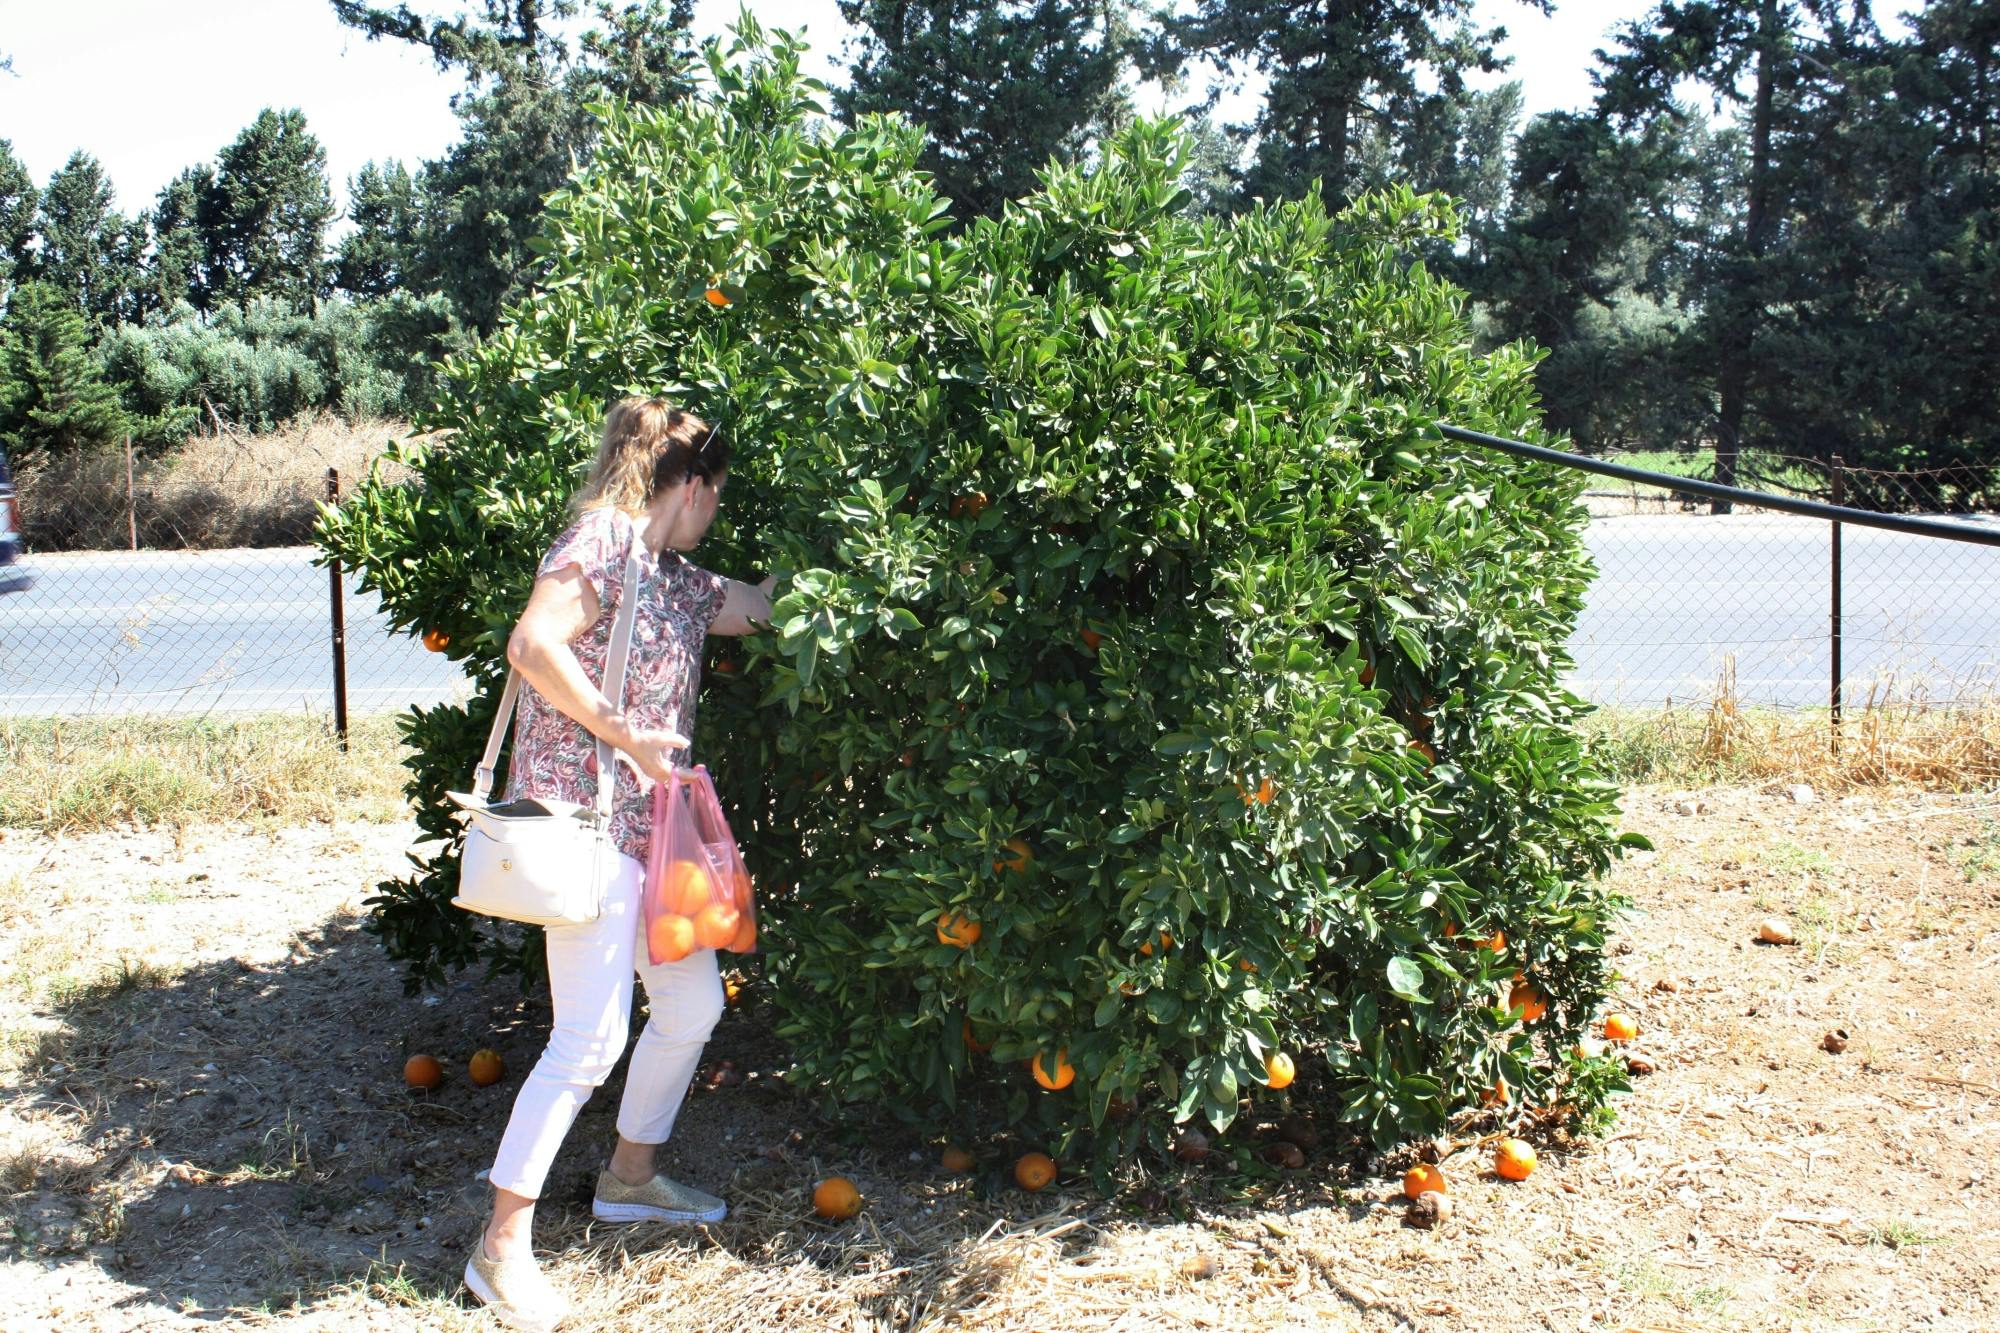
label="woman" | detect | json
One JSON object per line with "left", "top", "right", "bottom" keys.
{"left": 464, "top": 396, "right": 772, "bottom": 1331}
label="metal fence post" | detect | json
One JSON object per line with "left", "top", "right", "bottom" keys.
{"left": 327, "top": 467, "right": 349, "bottom": 750}
{"left": 124, "top": 433, "right": 138, "bottom": 552}
{"left": 1830, "top": 455, "right": 1844, "bottom": 755}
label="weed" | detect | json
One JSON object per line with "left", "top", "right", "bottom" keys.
{"left": 1616, "top": 1259, "right": 1735, "bottom": 1313}
{"left": 0, "top": 714, "right": 410, "bottom": 831}
{"left": 1864, "top": 1217, "right": 1943, "bottom": 1250}
{"left": 83, "top": 1191, "right": 127, "bottom": 1243}
{"left": 229, "top": 1114, "right": 318, "bottom": 1184}
{"left": 1792, "top": 893, "right": 1858, "bottom": 958}
{"left": 7, "top": 931, "right": 80, "bottom": 1001}
{"left": 1960, "top": 818, "right": 2000, "bottom": 883}
{"left": 1584, "top": 690, "right": 2000, "bottom": 791}
{"left": 341, "top": 1251, "right": 461, "bottom": 1308}
{"left": 1759, "top": 841, "right": 1838, "bottom": 879}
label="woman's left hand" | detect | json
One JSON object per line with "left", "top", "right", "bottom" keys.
{"left": 713, "top": 573, "right": 775, "bottom": 636}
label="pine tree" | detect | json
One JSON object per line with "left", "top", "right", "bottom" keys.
{"left": 1466, "top": 109, "right": 1713, "bottom": 449}
{"left": 331, "top": 1, "right": 699, "bottom": 332}
{"left": 147, "top": 167, "right": 214, "bottom": 313}
{"left": 834, "top": 0, "right": 1131, "bottom": 220}
{"left": 0, "top": 140, "right": 35, "bottom": 301}
{"left": 30, "top": 152, "right": 143, "bottom": 325}
{"left": 0, "top": 282, "right": 128, "bottom": 460}
{"left": 1144, "top": 0, "right": 1548, "bottom": 211}
{"left": 202, "top": 109, "right": 336, "bottom": 307}
{"left": 334, "top": 160, "right": 423, "bottom": 298}
{"left": 1597, "top": 1, "right": 1879, "bottom": 505}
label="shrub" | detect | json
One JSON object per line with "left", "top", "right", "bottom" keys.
{"left": 321, "top": 22, "right": 1640, "bottom": 1167}
{"left": 98, "top": 293, "right": 462, "bottom": 442}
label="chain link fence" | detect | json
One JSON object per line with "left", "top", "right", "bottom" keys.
{"left": 1569, "top": 450, "right": 2000, "bottom": 712}
{"left": 2, "top": 429, "right": 1992, "bottom": 723}
{"left": 0, "top": 423, "right": 461, "bottom": 718}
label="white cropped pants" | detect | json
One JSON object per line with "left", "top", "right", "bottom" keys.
{"left": 488, "top": 852, "right": 725, "bottom": 1199}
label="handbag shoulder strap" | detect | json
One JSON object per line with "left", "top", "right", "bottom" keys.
{"left": 472, "top": 530, "right": 649, "bottom": 820}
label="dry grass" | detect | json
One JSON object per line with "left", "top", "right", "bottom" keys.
{"left": 0, "top": 714, "right": 411, "bottom": 832}
{"left": 14, "top": 414, "right": 418, "bottom": 551}
{"left": 1586, "top": 677, "right": 2000, "bottom": 791}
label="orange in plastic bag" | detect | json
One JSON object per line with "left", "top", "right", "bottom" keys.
{"left": 643, "top": 766, "right": 757, "bottom": 964}
{"left": 688, "top": 766, "right": 758, "bottom": 954}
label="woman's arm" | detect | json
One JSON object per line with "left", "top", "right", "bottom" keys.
{"left": 711, "top": 574, "right": 776, "bottom": 637}
{"left": 506, "top": 565, "right": 688, "bottom": 783}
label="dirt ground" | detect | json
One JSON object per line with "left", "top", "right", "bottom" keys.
{"left": 2, "top": 783, "right": 1997, "bottom": 1332}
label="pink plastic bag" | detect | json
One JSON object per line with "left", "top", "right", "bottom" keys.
{"left": 642, "top": 767, "right": 756, "bottom": 964}
{"left": 686, "top": 766, "right": 758, "bottom": 954}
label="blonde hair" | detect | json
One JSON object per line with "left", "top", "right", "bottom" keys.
{"left": 572, "top": 395, "right": 727, "bottom": 515}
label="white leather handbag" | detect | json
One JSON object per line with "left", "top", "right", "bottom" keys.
{"left": 446, "top": 541, "right": 647, "bottom": 927}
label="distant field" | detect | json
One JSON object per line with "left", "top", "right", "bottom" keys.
{"left": 1589, "top": 447, "right": 1826, "bottom": 497}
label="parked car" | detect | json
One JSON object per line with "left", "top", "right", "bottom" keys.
{"left": 0, "top": 448, "right": 30, "bottom": 592}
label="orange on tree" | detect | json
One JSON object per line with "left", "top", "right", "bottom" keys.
{"left": 1481, "top": 929, "right": 1507, "bottom": 953}
{"left": 1494, "top": 1138, "right": 1538, "bottom": 1181}
{"left": 936, "top": 912, "right": 982, "bottom": 948}
{"left": 1402, "top": 1163, "right": 1447, "bottom": 1199}
{"left": 1603, "top": 1013, "right": 1640, "bottom": 1042}
{"left": 949, "top": 492, "right": 990, "bottom": 519}
{"left": 993, "top": 837, "right": 1032, "bottom": 874}
{"left": 1480, "top": 1079, "right": 1510, "bottom": 1108}
{"left": 811, "top": 1176, "right": 861, "bottom": 1219}
{"left": 1079, "top": 627, "right": 1103, "bottom": 653}
{"left": 467, "top": 1049, "right": 505, "bottom": 1087}
{"left": 649, "top": 913, "right": 696, "bottom": 963}
{"left": 1508, "top": 978, "right": 1547, "bottom": 1023}
{"left": 962, "top": 1018, "right": 991, "bottom": 1053}
{"left": 940, "top": 1145, "right": 975, "bottom": 1174}
{"left": 319, "top": 45, "right": 1642, "bottom": 1179}
{"left": 1013, "top": 1151, "right": 1057, "bottom": 1191}
{"left": 704, "top": 281, "right": 731, "bottom": 307}
{"left": 1137, "top": 930, "right": 1173, "bottom": 957}
{"left": 723, "top": 975, "right": 745, "bottom": 1007}
{"left": 403, "top": 1054, "right": 444, "bottom": 1091}
{"left": 1264, "top": 1052, "right": 1296, "bottom": 1089}
{"left": 1237, "top": 776, "right": 1276, "bottom": 806}
{"left": 1030, "top": 1050, "right": 1074, "bottom": 1090}
{"left": 422, "top": 627, "right": 449, "bottom": 653}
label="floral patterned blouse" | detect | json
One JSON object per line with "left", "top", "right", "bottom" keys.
{"left": 504, "top": 506, "right": 729, "bottom": 864}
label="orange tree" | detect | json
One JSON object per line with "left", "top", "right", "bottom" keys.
{"left": 320, "top": 21, "right": 1643, "bottom": 1167}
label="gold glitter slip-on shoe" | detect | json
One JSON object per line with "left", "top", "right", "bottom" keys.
{"left": 463, "top": 1242, "right": 571, "bottom": 1332}
{"left": 592, "top": 1168, "right": 728, "bottom": 1224}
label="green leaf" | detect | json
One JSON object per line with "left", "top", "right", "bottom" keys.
{"left": 1386, "top": 955, "right": 1426, "bottom": 1001}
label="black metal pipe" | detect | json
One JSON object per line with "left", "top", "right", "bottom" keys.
{"left": 1831, "top": 456, "right": 1843, "bottom": 753}
{"left": 327, "top": 467, "right": 349, "bottom": 751}
{"left": 1436, "top": 424, "right": 2000, "bottom": 548}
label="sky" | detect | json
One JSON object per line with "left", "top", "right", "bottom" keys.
{"left": 0, "top": 0, "right": 1726, "bottom": 222}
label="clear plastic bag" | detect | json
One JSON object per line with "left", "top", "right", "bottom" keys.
{"left": 642, "top": 767, "right": 756, "bottom": 964}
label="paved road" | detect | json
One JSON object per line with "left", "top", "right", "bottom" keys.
{"left": 1570, "top": 513, "right": 2000, "bottom": 706}
{"left": 0, "top": 514, "right": 1995, "bottom": 715}
{"left": 0, "top": 548, "right": 462, "bottom": 716}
